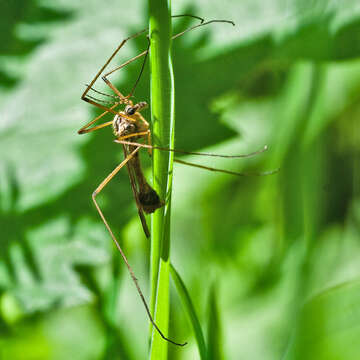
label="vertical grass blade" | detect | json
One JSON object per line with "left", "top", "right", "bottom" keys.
{"left": 170, "top": 263, "right": 207, "bottom": 360}
{"left": 207, "top": 284, "right": 225, "bottom": 360}
{"left": 148, "top": 0, "right": 174, "bottom": 358}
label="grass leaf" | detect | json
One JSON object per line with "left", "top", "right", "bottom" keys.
{"left": 207, "top": 284, "right": 225, "bottom": 360}
{"left": 170, "top": 263, "right": 207, "bottom": 360}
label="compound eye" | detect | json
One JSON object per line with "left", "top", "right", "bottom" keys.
{"left": 125, "top": 105, "right": 136, "bottom": 115}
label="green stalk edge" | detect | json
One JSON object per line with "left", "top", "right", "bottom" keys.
{"left": 148, "top": 0, "right": 174, "bottom": 358}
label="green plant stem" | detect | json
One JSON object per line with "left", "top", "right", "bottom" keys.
{"left": 148, "top": 0, "right": 174, "bottom": 358}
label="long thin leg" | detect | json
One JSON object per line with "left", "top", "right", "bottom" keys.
{"left": 81, "top": 28, "right": 147, "bottom": 102}
{"left": 125, "top": 36, "right": 150, "bottom": 99}
{"left": 174, "top": 158, "right": 279, "bottom": 176}
{"left": 103, "top": 49, "right": 148, "bottom": 79}
{"left": 117, "top": 131, "right": 150, "bottom": 141}
{"left": 78, "top": 103, "right": 120, "bottom": 134}
{"left": 115, "top": 139, "right": 277, "bottom": 175}
{"left": 102, "top": 14, "right": 204, "bottom": 98}
{"left": 101, "top": 76, "right": 128, "bottom": 101}
{"left": 92, "top": 146, "right": 185, "bottom": 346}
{"left": 84, "top": 94, "right": 117, "bottom": 106}
{"left": 124, "top": 14, "right": 206, "bottom": 98}
{"left": 101, "top": 18, "right": 235, "bottom": 97}
{"left": 80, "top": 97, "right": 138, "bottom": 132}
{"left": 115, "top": 139, "right": 268, "bottom": 159}
{"left": 82, "top": 96, "right": 123, "bottom": 117}
{"left": 79, "top": 120, "right": 113, "bottom": 135}
{"left": 82, "top": 18, "right": 233, "bottom": 114}
{"left": 172, "top": 19, "right": 235, "bottom": 40}
{"left": 172, "top": 14, "right": 204, "bottom": 23}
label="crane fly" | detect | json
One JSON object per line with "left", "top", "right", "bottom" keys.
{"left": 78, "top": 15, "right": 276, "bottom": 347}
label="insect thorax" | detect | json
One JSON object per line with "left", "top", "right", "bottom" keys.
{"left": 112, "top": 113, "right": 137, "bottom": 138}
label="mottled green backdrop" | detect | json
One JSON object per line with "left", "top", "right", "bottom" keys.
{"left": 1, "top": 0, "right": 360, "bottom": 359}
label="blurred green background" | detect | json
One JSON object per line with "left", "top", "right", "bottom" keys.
{"left": 1, "top": 0, "right": 360, "bottom": 359}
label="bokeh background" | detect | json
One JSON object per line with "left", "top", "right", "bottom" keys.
{"left": 1, "top": 0, "right": 360, "bottom": 359}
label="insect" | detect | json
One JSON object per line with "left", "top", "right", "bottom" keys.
{"left": 78, "top": 15, "right": 275, "bottom": 346}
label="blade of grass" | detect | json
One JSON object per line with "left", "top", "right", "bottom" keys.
{"left": 207, "top": 284, "right": 225, "bottom": 360}
{"left": 170, "top": 263, "right": 207, "bottom": 360}
{"left": 148, "top": 0, "right": 175, "bottom": 358}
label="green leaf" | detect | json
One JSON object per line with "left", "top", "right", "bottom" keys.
{"left": 170, "top": 263, "right": 207, "bottom": 360}
{"left": 207, "top": 284, "right": 225, "bottom": 360}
